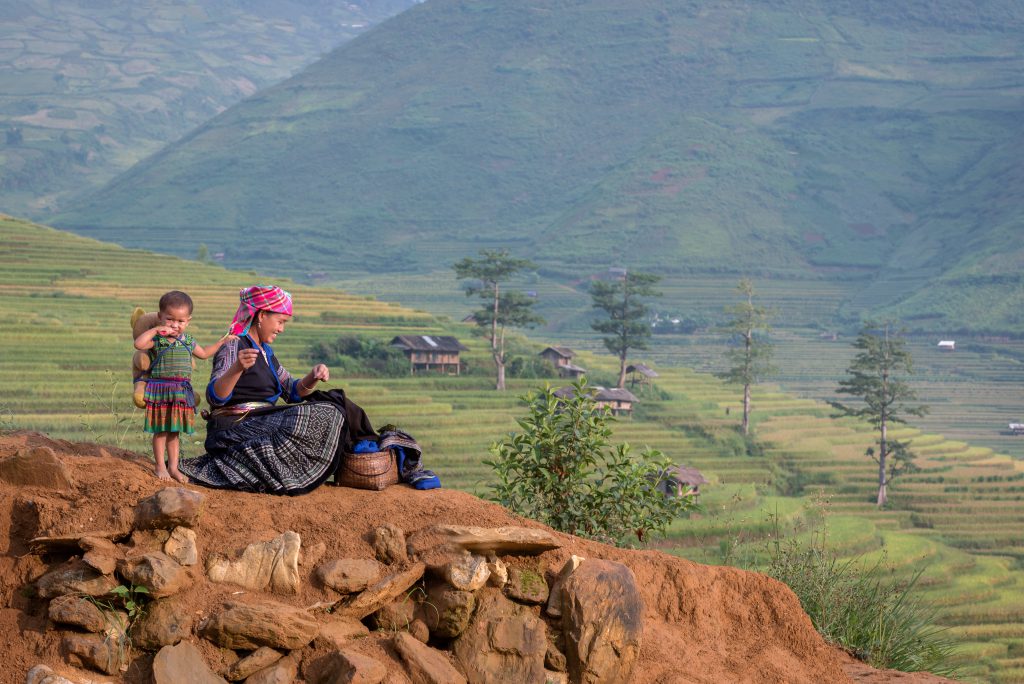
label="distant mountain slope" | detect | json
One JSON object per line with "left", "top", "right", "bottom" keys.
{"left": 57, "top": 0, "right": 1024, "bottom": 333}
{"left": 0, "top": 0, "right": 419, "bottom": 217}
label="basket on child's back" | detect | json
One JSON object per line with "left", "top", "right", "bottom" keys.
{"left": 335, "top": 448, "right": 399, "bottom": 490}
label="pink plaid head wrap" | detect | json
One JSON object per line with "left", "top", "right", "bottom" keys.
{"left": 228, "top": 285, "right": 293, "bottom": 336}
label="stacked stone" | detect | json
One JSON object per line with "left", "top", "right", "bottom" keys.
{"left": 11, "top": 449, "right": 645, "bottom": 684}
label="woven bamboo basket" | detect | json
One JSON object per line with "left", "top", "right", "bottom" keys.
{"left": 336, "top": 449, "right": 399, "bottom": 490}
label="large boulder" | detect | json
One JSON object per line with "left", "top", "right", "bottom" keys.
{"left": 0, "top": 446, "right": 73, "bottom": 489}
{"left": 452, "top": 588, "right": 546, "bottom": 684}
{"left": 316, "top": 558, "right": 385, "bottom": 594}
{"left": 394, "top": 632, "right": 467, "bottom": 684}
{"left": 205, "top": 531, "right": 301, "bottom": 594}
{"left": 335, "top": 562, "right": 425, "bottom": 620}
{"left": 199, "top": 600, "right": 319, "bottom": 650}
{"left": 153, "top": 641, "right": 226, "bottom": 684}
{"left": 560, "top": 559, "right": 643, "bottom": 684}
{"left": 36, "top": 559, "right": 120, "bottom": 599}
{"left": 117, "top": 552, "right": 189, "bottom": 598}
{"left": 130, "top": 596, "right": 193, "bottom": 649}
{"left": 134, "top": 487, "right": 205, "bottom": 530}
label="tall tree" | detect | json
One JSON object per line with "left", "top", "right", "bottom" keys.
{"left": 831, "top": 323, "right": 927, "bottom": 507}
{"left": 453, "top": 250, "right": 542, "bottom": 390}
{"left": 716, "top": 278, "right": 775, "bottom": 435}
{"left": 590, "top": 271, "right": 661, "bottom": 389}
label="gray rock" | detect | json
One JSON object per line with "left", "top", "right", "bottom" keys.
{"left": 316, "top": 558, "right": 385, "bottom": 594}
{"left": 130, "top": 596, "right": 193, "bottom": 649}
{"left": 452, "top": 588, "right": 546, "bottom": 684}
{"left": 36, "top": 559, "right": 119, "bottom": 599}
{"left": 372, "top": 524, "right": 408, "bottom": 565}
{"left": 164, "top": 526, "right": 198, "bottom": 566}
{"left": 561, "top": 559, "right": 643, "bottom": 684}
{"left": 200, "top": 600, "right": 319, "bottom": 650}
{"left": 205, "top": 531, "right": 301, "bottom": 594}
{"left": 394, "top": 632, "right": 468, "bottom": 684}
{"left": 62, "top": 632, "right": 126, "bottom": 675}
{"left": 134, "top": 487, "right": 205, "bottom": 530}
{"left": 442, "top": 552, "right": 490, "bottom": 592}
{"left": 153, "top": 641, "right": 226, "bottom": 684}
{"left": 0, "top": 446, "right": 73, "bottom": 490}
{"left": 117, "top": 552, "right": 188, "bottom": 598}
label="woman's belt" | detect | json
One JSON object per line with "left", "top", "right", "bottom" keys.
{"left": 209, "top": 401, "right": 273, "bottom": 417}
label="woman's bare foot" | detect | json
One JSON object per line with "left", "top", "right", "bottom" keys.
{"left": 154, "top": 467, "right": 171, "bottom": 480}
{"left": 169, "top": 467, "right": 189, "bottom": 484}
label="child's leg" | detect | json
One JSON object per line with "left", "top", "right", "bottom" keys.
{"left": 152, "top": 432, "right": 169, "bottom": 479}
{"left": 166, "top": 433, "right": 188, "bottom": 483}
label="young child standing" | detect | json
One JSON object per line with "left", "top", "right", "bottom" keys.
{"left": 134, "top": 291, "right": 234, "bottom": 482}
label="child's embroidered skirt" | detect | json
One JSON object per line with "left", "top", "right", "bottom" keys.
{"left": 144, "top": 377, "right": 196, "bottom": 434}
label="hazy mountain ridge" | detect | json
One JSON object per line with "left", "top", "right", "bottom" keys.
{"left": 0, "top": 0, "right": 419, "bottom": 217}
{"left": 56, "top": 0, "right": 1024, "bottom": 333}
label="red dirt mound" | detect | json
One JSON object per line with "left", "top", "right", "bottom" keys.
{"left": 0, "top": 431, "right": 950, "bottom": 683}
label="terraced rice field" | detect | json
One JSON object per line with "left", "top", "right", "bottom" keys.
{"left": 3, "top": 215, "right": 1024, "bottom": 681}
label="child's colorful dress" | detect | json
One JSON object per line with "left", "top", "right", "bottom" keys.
{"left": 143, "top": 333, "right": 196, "bottom": 435}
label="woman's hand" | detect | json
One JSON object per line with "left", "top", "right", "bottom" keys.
{"left": 236, "top": 348, "right": 260, "bottom": 371}
{"left": 310, "top": 364, "right": 330, "bottom": 382}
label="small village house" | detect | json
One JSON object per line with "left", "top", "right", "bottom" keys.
{"left": 554, "top": 385, "right": 638, "bottom": 415}
{"left": 938, "top": 340, "right": 956, "bottom": 351}
{"left": 390, "top": 335, "right": 468, "bottom": 375}
{"left": 626, "top": 363, "right": 658, "bottom": 388}
{"left": 539, "top": 346, "right": 587, "bottom": 378}
{"left": 655, "top": 465, "right": 709, "bottom": 498}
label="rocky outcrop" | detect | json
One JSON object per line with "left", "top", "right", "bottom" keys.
{"left": 117, "top": 551, "right": 189, "bottom": 598}
{"left": 335, "top": 562, "right": 426, "bottom": 619}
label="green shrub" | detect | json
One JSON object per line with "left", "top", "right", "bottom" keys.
{"left": 306, "top": 335, "right": 408, "bottom": 377}
{"left": 759, "top": 508, "right": 958, "bottom": 676}
{"left": 485, "top": 379, "right": 695, "bottom": 547}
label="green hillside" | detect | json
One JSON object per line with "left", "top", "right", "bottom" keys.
{"left": 0, "top": 0, "right": 419, "bottom": 217}
{"left": 4, "top": 215, "right": 1024, "bottom": 680}
{"left": 55, "top": 0, "right": 1024, "bottom": 334}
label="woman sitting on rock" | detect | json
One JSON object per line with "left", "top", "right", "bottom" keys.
{"left": 177, "top": 285, "right": 344, "bottom": 495}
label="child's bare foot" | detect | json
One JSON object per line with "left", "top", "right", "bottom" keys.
{"left": 154, "top": 467, "right": 171, "bottom": 481}
{"left": 169, "top": 467, "right": 189, "bottom": 484}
